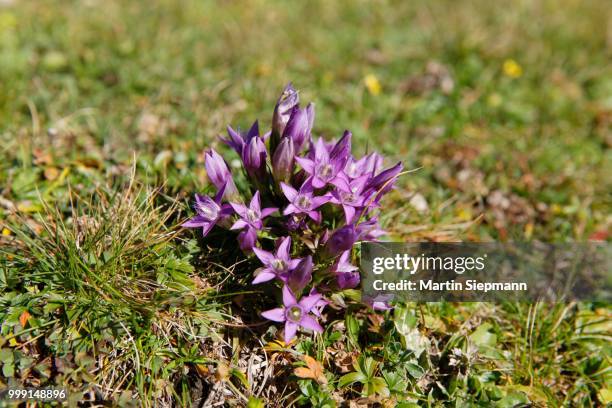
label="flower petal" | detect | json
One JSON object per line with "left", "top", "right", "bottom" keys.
{"left": 260, "top": 207, "right": 278, "bottom": 218}
{"left": 300, "top": 315, "right": 323, "bottom": 333}
{"left": 283, "top": 204, "right": 298, "bottom": 216}
{"left": 343, "top": 205, "right": 356, "bottom": 223}
{"left": 307, "top": 211, "right": 321, "bottom": 223}
{"left": 230, "top": 219, "right": 248, "bottom": 230}
{"left": 261, "top": 308, "right": 286, "bottom": 322}
{"left": 282, "top": 285, "right": 297, "bottom": 306}
{"left": 280, "top": 182, "right": 298, "bottom": 201}
{"left": 229, "top": 202, "right": 248, "bottom": 217}
{"left": 252, "top": 270, "right": 277, "bottom": 284}
{"left": 181, "top": 216, "right": 207, "bottom": 228}
{"left": 277, "top": 236, "right": 291, "bottom": 260}
{"left": 310, "top": 196, "right": 330, "bottom": 210}
{"left": 295, "top": 157, "right": 315, "bottom": 174}
{"left": 238, "top": 228, "right": 257, "bottom": 250}
{"left": 284, "top": 321, "right": 298, "bottom": 343}
{"left": 250, "top": 191, "right": 261, "bottom": 213}
{"left": 252, "top": 247, "right": 276, "bottom": 265}
{"left": 299, "top": 293, "right": 322, "bottom": 311}
{"left": 201, "top": 222, "right": 216, "bottom": 237}
{"left": 311, "top": 176, "right": 326, "bottom": 189}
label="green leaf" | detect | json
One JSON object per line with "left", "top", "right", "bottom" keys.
{"left": 396, "top": 403, "right": 420, "bottom": 408}
{"left": 497, "top": 390, "right": 530, "bottom": 408}
{"left": 231, "top": 368, "right": 249, "bottom": 388}
{"left": 393, "top": 304, "right": 418, "bottom": 333}
{"left": 247, "top": 397, "right": 265, "bottom": 408}
{"left": 338, "top": 371, "right": 367, "bottom": 388}
{"left": 469, "top": 323, "right": 497, "bottom": 348}
{"left": 357, "top": 356, "right": 378, "bottom": 378}
{"left": 346, "top": 314, "right": 360, "bottom": 346}
{"left": 405, "top": 362, "right": 425, "bottom": 379}
{"left": 363, "top": 376, "right": 389, "bottom": 397}
{"left": 383, "top": 370, "right": 407, "bottom": 394}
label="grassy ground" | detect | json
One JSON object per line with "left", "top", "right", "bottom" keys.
{"left": 1, "top": 0, "right": 610, "bottom": 406}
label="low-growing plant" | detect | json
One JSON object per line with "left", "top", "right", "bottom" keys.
{"left": 183, "top": 83, "right": 403, "bottom": 343}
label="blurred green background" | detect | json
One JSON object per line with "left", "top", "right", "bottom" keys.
{"left": 1, "top": 0, "right": 610, "bottom": 241}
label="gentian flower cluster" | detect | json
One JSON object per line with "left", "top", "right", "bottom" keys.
{"left": 183, "top": 84, "right": 402, "bottom": 343}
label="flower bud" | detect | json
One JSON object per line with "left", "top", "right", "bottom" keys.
{"left": 271, "top": 83, "right": 299, "bottom": 153}
{"left": 326, "top": 225, "right": 358, "bottom": 256}
{"left": 205, "top": 149, "right": 238, "bottom": 199}
{"left": 242, "top": 136, "right": 267, "bottom": 179}
{"left": 283, "top": 103, "right": 314, "bottom": 153}
{"left": 272, "top": 137, "right": 295, "bottom": 183}
{"left": 288, "top": 255, "right": 313, "bottom": 293}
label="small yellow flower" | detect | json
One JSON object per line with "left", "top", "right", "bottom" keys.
{"left": 2, "top": 227, "right": 10, "bottom": 236}
{"left": 364, "top": 74, "right": 382, "bottom": 95}
{"left": 503, "top": 59, "right": 523, "bottom": 78}
{"left": 524, "top": 222, "right": 534, "bottom": 239}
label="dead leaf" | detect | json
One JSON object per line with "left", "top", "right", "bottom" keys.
{"left": 44, "top": 167, "right": 60, "bottom": 181}
{"left": 400, "top": 61, "right": 454, "bottom": 95}
{"left": 330, "top": 349, "right": 355, "bottom": 373}
{"left": 367, "top": 313, "right": 385, "bottom": 333}
{"left": 215, "top": 362, "right": 230, "bottom": 382}
{"left": 294, "top": 355, "right": 327, "bottom": 384}
{"left": 195, "top": 364, "right": 210, "bottom": 378}
{"left": 19, "top": 310, "right": 31, "bottom": 328}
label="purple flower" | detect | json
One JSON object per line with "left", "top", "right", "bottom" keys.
{"left": 327, "top": 175, "right": 372, "bottom": 223}
{"left": 366, "top": 162, "right": 403, "bottom": 194}
{"left": 261, "top": 285, "right": 324, "bottom": 343}
{"left": 221, "top": 121, "right": 260, "bottom": 155}
{"left": 285, "top": 215, "right": 307, "bottom": 232}
{"left": 287, "top": 255, "right": 313, "bottom": 293}
{"left": 307, "top": 288, "right": 328, "bottom": 317}
{"left": 205, "top": 149, "right": 238, "bottom": 199}
{"left": 230, "top": 191, "right": 278, "bottom": 250}
{"left": 344, "top": 152, "right": 383, "bottom": 179}
{"left": 329, "top": 130, "right": 351, "bottom": 163}
{"left": 296, "top": 136, "right": 349, "bottom": 189}
{"left": 326, "top": 224, "right": 358, "bottom": 255}
{"left": 332, "top": 251, "right": 360, "bottom": 289}
{"left": 272, "top": 136, "right": 295, "bottom": 183}
{"left": 272, "top": 83, "right": 300, "bottom": 137}
{"left": 242, "top": 135, "right": 267, "bottom": 179}
{"left": 281, "top": 180, "right": 330, "bottom": 223}
{"left": 237, "top": 228, "right": 258, "bottom": 251}
{"left": 338, "top": 272, "right": 360, "bottom": 289}
{"left": 252, "top": 236, "right": 300, "bottom": 284}
{"left": 355, "top": 218, "right": 386, "bottom": 241}
{"left": 362, "top": 294, "right": 394, "bottom": 311}
{"left": 182, "top": 185, "right": 232, "bottom": 236}
{"left": 283, "top": 103, "right": 314, "bottom": 153}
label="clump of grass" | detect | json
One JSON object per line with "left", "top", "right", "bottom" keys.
{"left": 0, "top": 175, "right": 229, "bottom": 405}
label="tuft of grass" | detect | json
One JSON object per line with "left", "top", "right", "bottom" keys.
{"left": 0, "top": 175, "right": 231, "bottom": 405}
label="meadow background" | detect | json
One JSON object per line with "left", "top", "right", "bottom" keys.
{"left": 0, "top": 0, "right": 610, "bottom": 406}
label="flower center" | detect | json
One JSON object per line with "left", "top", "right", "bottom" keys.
{"left": 342, "top": 192, "right": 356, "bottom": 203}
{"left": 272, "top": 259, "right": 286, "bottom": 271}
{"left": 347, "top": 163, "right": 359, "bottom": 178}
{"left": 318, "top": 164, "right": 333, "bottom": 179}
{"left": 198, "top": 204, "right": 218, "bottom": 220}
{"left": 246, "top": 209, "right": 258, "bottom": 222}
{"left": 295, "top": 195, "right": 311, "bottom": 210}
{"left": 286, "top": 305, "right": 303, "bottom": 322}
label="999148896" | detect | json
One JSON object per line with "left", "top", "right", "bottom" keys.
{"left": 0, "top": 387, "right": 68, "bottom": 402}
